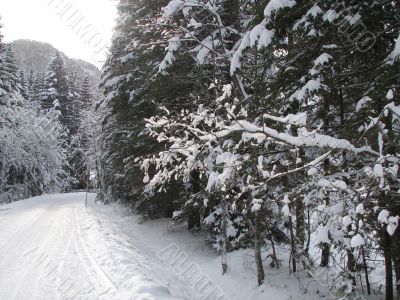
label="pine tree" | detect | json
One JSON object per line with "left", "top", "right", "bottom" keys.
{"left": 96, "top": 0, "right": 400, "bottom": 296}
{"left": 27, "top": 70, "right": 35, "bottom": 99}
{"left": 18, "top": 67, "right": 29, "bottom": 99}
{"left": 0, "top": 24, "right": 69, "bottom": 201}
{"left": 41, "top": 53, "right": 64, "bottom": 111}
{"left": 0, "top": 44, "right": 20, "bottom": 96}
{"left": 80, "top": 77, "right": 92, "bottom": 111}
{"left": 41, "top": 52, "right": 89, "bottom": 190}
{"left": 31, "top": 72, "right": 44, "bottom": 104}
{"left": 98, "top": 0, "right": 179, "bottom": 209}
{"left": 68, "top": 66, "right": 81, "bottom": 136}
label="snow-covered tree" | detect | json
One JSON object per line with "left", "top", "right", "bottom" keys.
{"left": 18, "top": 67, "right": 30, "bottom": 99}
{"left": 96, "top": 0, "right": 400, "bottom": 297}
{"left": 0, "top": 34, "right": 70, "bottom": 201}
{"left": 0, "top": 43, "right": 20, "bottom": 97}
{"left": 136, "top": 0, "right": 400, "bottom": 297}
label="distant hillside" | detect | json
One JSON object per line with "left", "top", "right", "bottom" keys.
{"left": 11, "top": 39, "right": 100, "bottom": 91}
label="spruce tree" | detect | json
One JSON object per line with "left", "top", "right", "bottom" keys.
{"left": 80, "top": 77, "right": 92, "bottom": 111}
{"left": 0, "top": 44, "right": 20, "bottom": 96}
{"left": 18, "top": 67, "right": 29, "bottom": 99}
{"left": 98, "top": 0, "right": 179, "bottom": 210}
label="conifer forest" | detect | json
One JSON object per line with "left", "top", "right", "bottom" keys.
{"left": 0, "top": 1, "right": 400, "bottom": 299}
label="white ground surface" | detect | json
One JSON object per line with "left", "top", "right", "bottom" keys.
{"left": 0, "top": 193, "right": 384, "bottom": 300}
{"left": 0, "top": 193, "right": 196, "bottom": 300}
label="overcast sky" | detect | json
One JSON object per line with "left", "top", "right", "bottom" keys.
{"left": 0, "top": 0, "right": 117, "bottom": 67}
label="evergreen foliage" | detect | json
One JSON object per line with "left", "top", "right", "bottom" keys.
{"left": 98, "top": 1, "right": 400, "bottom": 298}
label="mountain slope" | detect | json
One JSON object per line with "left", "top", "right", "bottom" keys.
{"left": 11, "top": 39, "right": 100, "bottom": 89}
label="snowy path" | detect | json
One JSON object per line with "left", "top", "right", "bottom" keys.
{"left": 0, "top": 193, "right": 196, "bottom": 300}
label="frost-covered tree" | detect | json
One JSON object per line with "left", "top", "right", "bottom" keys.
{"left": 41, "top": 52, "right": 69, "bottom": 113}
{"left": 18, "top": 67, "right": 29, "bottom": 99}
{"left": 0, "top": 29, "right": 69, "bottom": 201}
{"left": 31, "top": 72, "right": 44, "bottom": 103}
{"left": 0, "top": 94, "right": 69, "bottom": 202}
{"left": 80, "top": 77, "right": 92, "bottom": 110}
{"left": 0, "top": 44, "right": 20, "bottom": 97}
{"left": 139, "top": 0, "right": 400, "bottom": 297}
{"left": 97, "top": 0, "right": 400, "bottom": 297}
{"left": 41, "top": 52, "right": 89, "bottom": 189}
{"left": 98, "top": 0, "right": 183, "bottom": 210}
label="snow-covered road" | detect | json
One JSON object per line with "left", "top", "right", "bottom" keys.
{"left": 0, "top": 193, "right": 196, "bottom": 300}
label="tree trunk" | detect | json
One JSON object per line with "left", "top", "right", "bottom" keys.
{"left": 320, "top": 86, "right": 331, "bottom": 267}
{"left": 383, "top": 229, "right": 394, "bottom": 300}
{"left": 295, "top": 195, "right": 306, "bottom": 269}
{"left": 270, "top": 229, "right": 279, "bottom": 269}
{"left": 361, "top": 246, "right": 371, "bottom": 295}
{"left": 221, "top": 199, "right": 229, "bottom": 275}
{"left": 320, "top": 192, "right": 330, "bottom": 267}
{"left": 288, "top": 213, "right": 296, "bottom": 273}
{"left": 254, "top": 210, "right": 265, "bottom": 285}
{"left": 188, "top": 171, "right": 201, "bottom": 230}
{"left": 320, "top": 244, "right": 330, "bottom": 267}
{"left": 347, "top": 248, "right": 356, "bottom": 285}
{"left": 393, "top": 256, "right": 400, "bottom": 300}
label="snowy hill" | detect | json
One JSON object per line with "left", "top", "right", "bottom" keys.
{"left": 11, "top": 39, "right": 100, "bottom": 90}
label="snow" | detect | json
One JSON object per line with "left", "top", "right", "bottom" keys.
{"left": 342, "top": 216, "right": 352, "bottom": 228}
{"left": 206, "top": 172, "right": 219, "bottom": 192}
{"left": 373, "top": 163, "right": 384, "bottom": 178}
{"left": 289, "top": 78, "right": 322, "bottom": 101}
{"left": 251, "top": 198, "right": 263, "bottom": 212}
{"left": 249, "top": 24, "right": 274, "bottom": 50}
{"left": 317, "top": 226, "right": 331, "bottom": 244}
{"left": 283, "top": 194, "right": 290, "bottom": 204}
{"left": 356, "top": 203, "right": 364, "bottom": 215}
{"left": 323, "top": 10, "right": 338, "bottom": 23}
{"left": 307, "top": 167, "right": 318, "bottom": 176}
{"left": 216, "top": 120, "right": 374, "bottom": 154}
{"left": 104, "top": 74, "right": 126, "bottom": 88}
{"left": 162, "top": 0, "right": 184, "bottom": 19}
{"left": 387, "top": 216, "right": 399, "bottom": 236}
{"left": 378, "top": 132, "right": 384, "bottom": 157}
{"left": 306, "top": 5, "right": 322, "bottom": 18}
{"left": 0, "top": 193, "right": 196, "bottom": 300}
{"left": 307, "top": 29, "right": 318, "bottom": 37}
{"left": 0, "top": 192, "right": 366, "bottom": 300}
{"left": 344, "top": 13, "right": 361, "bottom": 25}
{"left": 317, "top": 179, "right": 347, "bottom": 190}
{"left": 264, "top": 0, "right": 296, "bottom": 18}
{"left": 231, "top": 32, "right": 250, "bottom": 76}
{"left": 189, "top": 18, "right": 202, "bottom": 29}
{"left": 216, "top": 84, "right": 233, "bottom": 102}
{"left": 388, "top": 33, "right": 400, "bottom": 62}
{"left": 0, "top": 193, "right": 391, "bottom": 300}
{"left": 263, "top": 111, "right": 307, "bottom": 126}
{"left": 281, "top": 204, "right": 290, "bottom": 217}
{"left": 333, "top": 180, "right": 347, "bottom": 190}
{"left": 378, "top": 209, "right": 389, "bottom": 224}
{"left": 313, "top": 53, "right": 332, "bottom": 67}
{"left": 93, "top": 199, "right": 336, "bottom": 300}
{"left": 356, "top": 96, "right": 372, "bottom": 112}
{"left": 386, "top": 89, "right": 394, "bottom": 100}
{"left": 159, "top": 37, "right": 181, "bottom": 74}
{"left": 192, "top": 36, "right": 220, "bottom": 65}
{"left": 322, "top": 44, "right": 339, "bottom": 49}
{"left": 351, "top": 234, "right": 365, "bottom": 248}
{"left": 386, "top": 102, "right": 400, "bottom": 121}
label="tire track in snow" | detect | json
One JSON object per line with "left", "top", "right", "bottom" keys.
{"left": 0, "top": 194, "right": 200, "bottom": 300}
{"left": 73, "top": 207, "right": 117, "bottom": 296}
{"left": 0, "top": 209, "right": 45, "bottom": 252}
{"left": 10, "top": 208, "right": 63, "bottom": 300}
